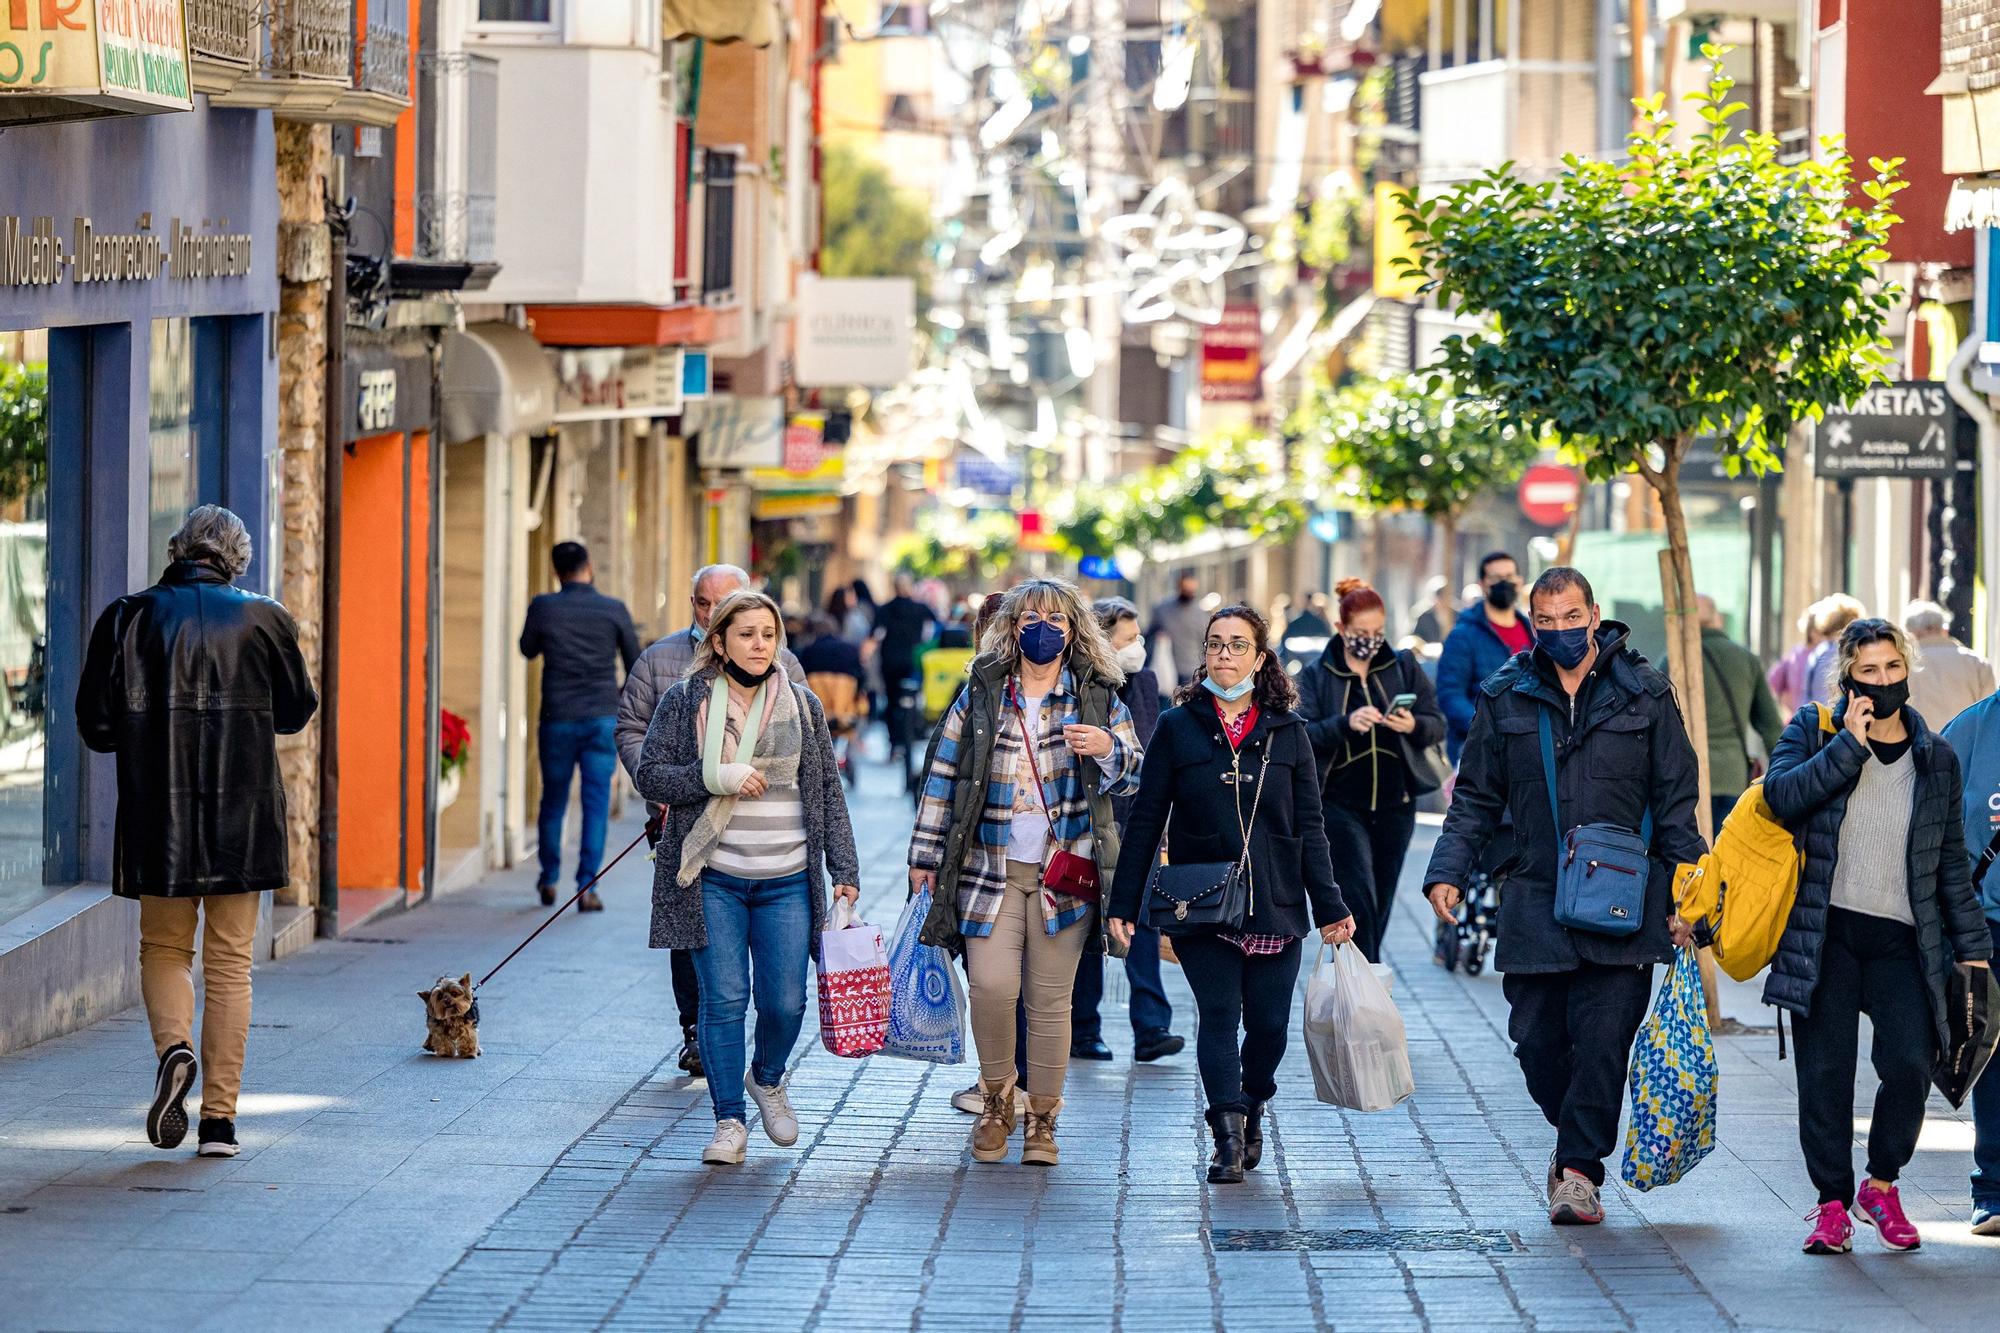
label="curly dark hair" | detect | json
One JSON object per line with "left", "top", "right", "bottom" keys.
{"left": 1174, "top": 604, "right": 1299, "bottom": 713}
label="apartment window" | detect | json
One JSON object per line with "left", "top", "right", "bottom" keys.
{"left": 879, "top": 3, "right": 926, "bottom": 34}
{"left": 701, "top": 150, "right": 738, "bottom": 304}
{"left": 478, "top": 0, "right": 552, "bottom": 20}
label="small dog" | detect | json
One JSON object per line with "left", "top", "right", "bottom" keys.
{"left": 419, "top": 973, "right": 482, "bottom": 1058}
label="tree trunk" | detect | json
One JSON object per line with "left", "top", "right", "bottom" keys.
{"left": 1555, "top": 484, "right": 1587, "bottom": 564}
{"left": 1437, "top": 510, "right": 1459, "bottom": 591}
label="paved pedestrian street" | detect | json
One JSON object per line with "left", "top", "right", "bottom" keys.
{"left": 0, "top": 761, "right": 1993, "bottom": 1332}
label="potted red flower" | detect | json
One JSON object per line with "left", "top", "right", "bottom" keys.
{"left": 439, "top": 708, "right": 471, "bottom": 811}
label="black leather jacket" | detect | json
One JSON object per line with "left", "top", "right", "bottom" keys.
{"left": 76, "top": 561, "right": 318, "bottom": 898}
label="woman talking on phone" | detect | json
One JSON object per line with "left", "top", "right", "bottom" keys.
{"left": 1763, "top": 617, "right": 1991, "bottom": 1256}
{"left": 1297, "top": 578, "right": 1447, "bottom": 963}
{"left": 1106, "top": 605, "right": 1354, "bottom": 1185}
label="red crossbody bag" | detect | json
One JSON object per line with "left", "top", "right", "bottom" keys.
{"left": 1010, "top": 683, "right": 1101, "bottom": 901}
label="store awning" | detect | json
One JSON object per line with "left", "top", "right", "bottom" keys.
{"left": 440, "top": 322, "right": 557, "bottom": 441}
{"left": 662, "top": 0, "right": 777, "bottom": 45}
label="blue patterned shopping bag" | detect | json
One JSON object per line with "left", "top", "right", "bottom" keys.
{"left": 881, "top": 888, "right": 967, "bottom": 1064}
{"left": 1621, "top": 947, "right": 1718, "bottom": 1190}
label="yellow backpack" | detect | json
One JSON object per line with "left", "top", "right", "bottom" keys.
{"left": 1674, "top": 703, "right": 1835, "bottom": 983}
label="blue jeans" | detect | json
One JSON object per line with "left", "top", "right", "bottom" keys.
{"left": 692, "top": 869, "right": 813, "bottom": 1123}
{"left": 1973, "top": 919, "right": 2000, "bottom": 1208}
{"left": 536, "top": 717, "right": 617, "bottom": 889}
{"left": 1071, "top": 926, "right": 1174, "bottom": 1042}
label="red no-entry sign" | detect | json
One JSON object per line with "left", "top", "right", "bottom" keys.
{"left": 1517, "top": 464, "right": 1581, "bottom": 528}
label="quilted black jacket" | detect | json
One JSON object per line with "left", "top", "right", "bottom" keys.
{"left": 1761, "top": 701, "right": 1992, "bottom": 1047}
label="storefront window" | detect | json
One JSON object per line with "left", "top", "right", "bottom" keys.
{"left": 148, "top": 318, "right": 198, "bottom": 578}
{"left": 0, "top": 330, "right": 49, "bottom": 923}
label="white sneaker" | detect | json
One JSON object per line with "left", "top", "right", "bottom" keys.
{"left": 702, "top": 1118, "right": 748, "bottom": 1165}
{"left": 952, "top": 1082, "right": 1027, "bottom": 1115}
{"left": 745, "top": 1073, "right": 799, "bottom": 1147}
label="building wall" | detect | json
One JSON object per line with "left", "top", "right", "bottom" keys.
{"left": 1834, "top": 0, "right": 1970, "bottom": 266}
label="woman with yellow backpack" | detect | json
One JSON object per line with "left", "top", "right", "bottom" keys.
{"left": 1759, "top": 618, "right": 1992, "bottom": 1257}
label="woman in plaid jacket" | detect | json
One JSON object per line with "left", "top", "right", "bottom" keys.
{"left": 908, "top": 579, "right": 1143, "bottom": 1166}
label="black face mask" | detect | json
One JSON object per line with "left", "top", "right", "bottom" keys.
{"left": 1843, "top": 675, "right": 1909, "bottom": 719}
{"left": 725, "top": 659, "right": 777, "bottom": 688}
{"left": 1486, "top": 580, "right": 1518, "bottom": 611}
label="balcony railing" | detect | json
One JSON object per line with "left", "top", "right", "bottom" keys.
{"left": 355, "top": 15, "right": 411, "bottom": 100}
{"left": 188, "top": 0, "right": 259, "bottom": 80}
{"left": 269, "top": 0, "right": 354, "bottom": 84}
{"left": 211, "top": 0, "right": 411, "bottom": 126}
{"left": 416, "top": 52, "right": 498, "bottom": 265}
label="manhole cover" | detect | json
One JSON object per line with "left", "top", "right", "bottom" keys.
{"left": 1211, "top": 1227, "right": 1520, "bottom": 1254}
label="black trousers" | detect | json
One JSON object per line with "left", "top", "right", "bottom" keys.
{"left": 1322, "top": 799, "right": 1419, "bottom": 963}
{"left": 1791, "top": 907, "right": 1934, "bottom": 1205}
{"left": 671, "top": 949, "right": 701, "bottom": 1031}
{"left": 1502, "top": 962, "right": 1655, "bottom": 1186}
{"left": 1175, "top": 934, "right": 1303, "bottom": 1116}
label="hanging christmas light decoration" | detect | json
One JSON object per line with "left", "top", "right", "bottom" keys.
{"left": 1101, "top": 177, "right": 1247, "bottom": 325}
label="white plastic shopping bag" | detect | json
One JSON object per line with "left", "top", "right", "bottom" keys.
{"left": 1303, "top": 941, "right": 1415, "bottom": 1112}
{"left": 817, "top": 898, "right": 889, "bottom": 1058}
{"left": 881, "top": 887, "right": 967, "bottom": 1064}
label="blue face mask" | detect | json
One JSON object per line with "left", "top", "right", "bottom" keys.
{"left": 1540, "top": 624, "right": 1594, "bottom": 670}
{"left": 690, "top": 624, "right": 706, "bottom": 643}
{"left": 1019, "top": 621, "right": 1067, "bottom": 665}
{"left": 1202, "top": 673, "right": 1256, "bottom": 702}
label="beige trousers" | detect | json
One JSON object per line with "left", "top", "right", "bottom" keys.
{"left": 965, "top": 860, "right": 1089, "bottom": 1096}
{"left": 139, "top": 893, "right": 261, "bottom": 1119}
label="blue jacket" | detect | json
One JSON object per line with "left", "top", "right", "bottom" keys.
{"left": 1941, "top": 691, "right": 2000, "bottom": 921}
{"left": 1436, "top": 602, "right": 1531, "bottom": 760}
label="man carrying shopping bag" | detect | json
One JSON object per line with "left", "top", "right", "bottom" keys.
{"left": 1422, "top": 569, "right": 1706, "bottom": 1227}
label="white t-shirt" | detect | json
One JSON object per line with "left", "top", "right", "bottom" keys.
{"left": 1007, "top": 692, "right": 1050, "bottom": 866}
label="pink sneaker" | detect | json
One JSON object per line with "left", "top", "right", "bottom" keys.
{"left": 1855, "top": 1181, "right": 1921, "bottom": 1251}
{"left": 1802, "top": 1200, "right": 1854, "bottom": 1255}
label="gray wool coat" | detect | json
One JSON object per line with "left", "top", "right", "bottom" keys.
{"left": 632, "top": 668, "right": 861, "bottom": 956}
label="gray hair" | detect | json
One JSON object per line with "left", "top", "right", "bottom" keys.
{"left": 166, "top": 505, "right": 251, "bottom": 579}
{"left": 1093, "top": 596, "right": 1140, "bottom": 632}
{"left": 691, "top": 563, "right": 750, "bottom": 597}
{"left": 1902, "top": 599, "right": 1949, "bottom": 637}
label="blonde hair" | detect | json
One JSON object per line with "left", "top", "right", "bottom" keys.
{"left": 979, "top": 577, "right": 1124, "bottom": 685}
{"left": 1828, "top": 617, "right": 1911, "bottom": 703}
{"left": 1809, "top": 594, "right": 1865, "bottom": 641}
{"left": 688, "top": 589, "right": 786, "bottom": 680}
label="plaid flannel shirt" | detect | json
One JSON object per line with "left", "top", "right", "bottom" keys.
{"left": 909, "top": 669, "right": 1142, "bottom": 938}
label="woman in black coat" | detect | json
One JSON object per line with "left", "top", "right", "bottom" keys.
{"left": 1107, "top": 605, "right": 1354, "bottom": 1185}
{"left": 1762, "top": 618, "right": 1992, "bottom": 1256}
{"left": 1297, "top": 577, "right": 1446, "bottom": 962}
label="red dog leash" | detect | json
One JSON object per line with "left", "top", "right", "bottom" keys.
{"left": 476, "top": 818, "right": 657, "bottom": 990}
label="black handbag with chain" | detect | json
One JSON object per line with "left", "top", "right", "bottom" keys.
{"left": 1142, "top": 743, "right": 1271, "bottom": 937}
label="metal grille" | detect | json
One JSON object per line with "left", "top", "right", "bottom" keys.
{"left": 188, "top": 0, "right": 258, "bottom": 66}
{"left": 415, "top": 52, "right": 497, "bottom": 263}
{"left": 355, "top": 17, "right": 411, "bottom": 98}
{"left": 267, "top": 0, "right": 353, "bottom": 83}
{"left": 701, "top": 150, "right": 738, "bottom": 304}
{"left": 1211, "top": 1228, "right": 1522, "bottom": 1254}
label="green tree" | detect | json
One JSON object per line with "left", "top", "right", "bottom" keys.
{"left": 820, "top": 143, "right": 932, "bottom": 297}
{"left": 1290, "top": 373, "right": 1541, "bottom": 580}
{"left": 0, "top": 361, "right": 48, "bottom": 506}
{"left": 1058, "top": 425, "right": 1305, "bottom": 557}
{"left": 1398, "top": 49, "right": 1905, "bottom": 831}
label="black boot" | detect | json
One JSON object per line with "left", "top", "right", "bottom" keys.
{"left": 1243, "top": 1101, "right": 1266, "bottom": 1171}
{"left": 678, "top": 1024, "right": 704, "bottom": 1078}
{"left": 1207, "top": 1110, "right": 1247, "bottom": 1184}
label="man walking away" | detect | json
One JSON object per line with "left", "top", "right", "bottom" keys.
{"left": 1905, "top": 599, "right": 1994, "bottom": 732}
{"left": 618, "top": 563, "right": 800, "bottom": 1079}
{"left": 1149, "top": 571, "right": 1209, "bottom": 686}
{"left": 874, "top": 573, "right": 938, "bottom": 759}
{"left": 77, "top": 506, "right": 317, "bottom": 1159}
{"left": 1424, "top": 567, "right": 1704, "bottom": 1227}
{"left": 1939, "top": 684, "right": 2000, "bottom": 1235}
{"left": 1437, "top": 551, "right": 1533, "bottom": 762}
{"left": 519, "top": 541, "right": 640, "bottom": 912}
{"left": 1698, "top": 594, "right": 1784, "bottom": 833}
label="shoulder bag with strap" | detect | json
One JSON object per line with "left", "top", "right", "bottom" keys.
{"left": 1142, "top": 740, "right": 1271, "bottom": 937}
{"left": 1393, "top": 652, "right": 1452, "bottom": 795}
{"left": 1701, "top": 643, "right": 1761, "bottom": 780}
{"left": 1539, "top": 709, "right": 1652, "bottom": 938}
{"left": 1010, "top": 681, "right": 1100, "bottom": 901}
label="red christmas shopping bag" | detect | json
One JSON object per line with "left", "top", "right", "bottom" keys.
{"left": 818, "top": 899, "right": 889, "bottom": 1058}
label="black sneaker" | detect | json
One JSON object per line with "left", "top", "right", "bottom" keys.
{"left": 146, "top": 1043, "right": 197, "bottom": 1149}
{"left": 196, "top": 1117, "right": 239, "bottom": 1158}
{"left": 678, "top": 1025, "right": 704, "bottom": 1079}
{"left": 537, "top": 883, "right": 557, "bottom": 907}
{"left": 1134, "top": 1030, "right": 1186, "bottom": 1063}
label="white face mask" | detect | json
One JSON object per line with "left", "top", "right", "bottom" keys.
{"left": 1116, "top": 641, "right": 1148, "bottom": 673}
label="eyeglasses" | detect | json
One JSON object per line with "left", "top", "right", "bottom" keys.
{"left": 1021, "top": 611, "right": 1071, "bottom": 629}
{"left": 1204, "top": 638, "right": 1255, "bottom": 658}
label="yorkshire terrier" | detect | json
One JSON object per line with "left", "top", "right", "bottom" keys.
{"left": 419, "top": 973, "right": 482, "bottom": 1058}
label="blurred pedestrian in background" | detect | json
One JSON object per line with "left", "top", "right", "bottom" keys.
{"left": 1939, "top": 673, "right": 2000, "bottom": 1236}
{"left": 1698, "top": 593, "right": 1784, "bottom": 834}
{"left": 1767, "top": 605, "right": 1823, "bottom": 715}
{"left": 1804, "top": 594, "right": 1865, "bottom": 711}
{"left": 1150, "top": 571, "right": 1209, "bottom": 686}
{"left": 1411, "top": 575, "right": 1456, "bottom": 646}
{"left": 1437, "top": 551, "right": 1531, "bottom": 762}
{"left": 875, "top": 572, "right": 939, "bottom": 761}
{"left": 1903, "top": 599, "right": 1994, "bottom": 732}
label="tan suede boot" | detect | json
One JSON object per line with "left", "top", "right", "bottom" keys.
{"left": 970, "top": 1076, "right": 1018, "bottom": 1163}
{"left": 1022, "top": 1093, "right": 1063, "bottom": 1166}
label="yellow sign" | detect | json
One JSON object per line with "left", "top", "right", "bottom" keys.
{"left": 1372, "top": 180, "right": 1423, "bottom": 301}
{"left": 1, "top": 0, "right": 193, "bottom": 117}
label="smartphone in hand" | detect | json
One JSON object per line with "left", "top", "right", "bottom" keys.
{"left": 1387, "top": 692, "right": 1418, "bottom": 714}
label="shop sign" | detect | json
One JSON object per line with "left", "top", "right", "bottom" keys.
{"left": 794, "top": 273, "right": 915, "bottom": 387}
{"left": 551, "top": 346, "right": 684, "bottom": 421}
{"left": 750, "top": 412, "right": 844, "bottom": 490}
{"left": 341, "top": 332, "right": 433, "bottom": 441}
{"left": 356, "top": 370, "right": 396, "bottom": 432}
{"left": 954, "top": 453, "right": 1016, "bottom": 496}
{"left": 1517, "top": 464, "right": 1581, "bottom": 528}
{"left": 0, "top": 214, "right": 252, "bottom": 287}
{"left": 1945, "top": 177, "right": 2000, "bottom": 233}
{"left": 1199, "top": 304, "right": 1261, "bottom": 403}
{"left": 680, "top": 348, "right": 711, "bottom": 401}
{"left": 1, "top": 0, "right": 192, "bottom": 115}
{"left": 1078, "top": 554, "right": 1120, "bottom": 581}
{"left": 1812, "top": 382, "right": 1960, "bottom": 479}
{"left": 753, "top": 492, "right": 843, "bottom": 520}
{"left": 696, "top": 394, "right": 785, "bottom": 469}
